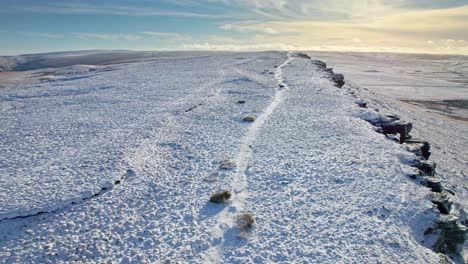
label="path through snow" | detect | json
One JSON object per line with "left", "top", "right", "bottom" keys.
{"left": 200, "top": 53, "right": 294, "bottom": 262}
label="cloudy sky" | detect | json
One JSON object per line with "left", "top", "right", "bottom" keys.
{"left": 1, "top": 0, "right": 468, "bottom": 55}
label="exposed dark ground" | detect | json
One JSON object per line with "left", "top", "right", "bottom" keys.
{"left": 402, "top": 100, "right": 468, "bottom": 122}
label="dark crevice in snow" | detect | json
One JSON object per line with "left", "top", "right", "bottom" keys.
{"left": 185, "top": 102, "right": 204, "bottom": 113}
{"left": 0, "top": 169, "right": 134, "bottom": 223}
{"left": 311, "top": 57, "right": 467, "bottom": 263}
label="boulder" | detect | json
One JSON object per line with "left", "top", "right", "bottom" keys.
{"left": 243, "top": 116, "right": 255, "bottom": 122}
{"left": 426, "top": 177, "right": 443, "bottom": 192}
{"left": 355, "top": 99, "right": 367, "bottom": 108}
{"left": 429, "top": 192, "right": 453, "bottom": 214}
{"left": 404, "top": 140, "right": 431, "bottom": 159}
{"left": 332, "top": 74, "right": 345, "bottom": 88}
{"left": 434, "top": 214, "right": 467, "bottom": 255}
{"left": 210, "top": 190, "right": 232, "bottom": 204}
{"left": 418, "top": 160, "right": 436, "bottom": 176}
{"left": 312, "top": 60, "right": 327, "bottom": 69}
{"left": 378, "top": 120, "right": 413, "bottom": 143}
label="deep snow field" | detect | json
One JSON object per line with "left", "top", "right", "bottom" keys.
{"left": 0, "top": 51, "right": 466, "bottom": 263}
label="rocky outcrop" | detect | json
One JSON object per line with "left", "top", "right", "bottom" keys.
{"left": 311, "top": 60, "right": 327, "bottom": 69}
{"left": 318, "top": 62, "right": 467, "bottom": 262}
{"left": 426, "top": 177, "right": 443, "bottom": 193}
{"left": 364, "top": 113, "right": 413, "bottom": 144}
{"left": 433, "top": 214, "right": 467, "bottom": 259}
{"left": 429, "top": 192, "right": 453, "bottom": 214}
{"left": 404, "top": 140, "right": 431, "bottom": 160}
{"left": 417, "top": 160, "right": 437, "bottom": 176}
{"left": 292, "top": 53, "right": 311, "bottom": 59}
{"left": 332, "top": 74, "right": 345, "bottom": 88}
{"left": 381, "top": 121, "right": 413, "bottom": 143}
{"left": 310, "top": 59, "right": 346, "bottom": 88}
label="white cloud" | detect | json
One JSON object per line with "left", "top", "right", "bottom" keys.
{"left": 221, "top": 22, "right": 281, "bottom": 35}
{"left": 142, "top": 31, "right": 192, "bottom": 42}
{"left": 3, "top": 3, "right": 223, "bottom": 18}
{"left": 205, "top": 35, "right": 246, "bottom": 44}
{"left": 124, "top": 34, "right": 142, "bottom": 41}
{"left": 181, "top": 42, "right": 296, "bottom": 51}
{"left": 213, "top": 4, "right": 468, "bottom": 55}
{"left": 73, "top": 33, "right": 141, "bottom": 41}
{"left": 263, "top": 27, "right": 280, "bottom": 35}
{"left": 18, "top": 32, "right": 62, "bottom": 38}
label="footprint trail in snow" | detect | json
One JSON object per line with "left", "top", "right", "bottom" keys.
{"left": 201, "top": 53, "right": 294, "bottom": 263}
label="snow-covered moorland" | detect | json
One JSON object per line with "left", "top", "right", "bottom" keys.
{"left": 0, "top": 51, "right": 465, "bottom": 263}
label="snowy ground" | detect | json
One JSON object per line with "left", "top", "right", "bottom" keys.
{"left": 307, "top": 52, "right": 468, "bottom": 101}
{"left": 307, "top": 51, "right": 468, "bottom": 214}
{"left": 0, "top": 51, "right": 463, "bottom": 263}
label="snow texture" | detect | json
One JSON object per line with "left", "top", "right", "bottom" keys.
{"left": 0, "top": 51, "right": 459, "bottom": 263}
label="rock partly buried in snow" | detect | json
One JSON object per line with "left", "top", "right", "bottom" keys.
{"left": 311, "top": 60, "right": 327, "bottom": 69}
{"left": 426, "top": 177, "right": 443, "bottom": 192}
{"left": 406, "top": 166, "right": 423, "bottom": 179}
{"left": 293, "top": 53, "right": 311, "bottom": 59}
{"left": 242, "top": 116, "right": 255, "bottom": 122}
{"left": 404, "top": 140, "right": 431, "bottom": 160}
{"left": 359, "top": 110, "right": 399, "bottom": 124}
{"left": 332, "top": 73, "right": 345, "bottom": 88}
{"left": 209, "top": 190, "right": 232, "bottom": 204}
{"left": 237, "top": 100, "right": 246, "bottom": 104}
{"left": 418, "top": 160, "right": 437, "bottom": 176}
{"left": 429, "top": 192, "right": 453, "bottom": 214}
{"left": 433, "top": 214, "right": 467, "bottom": 256}
{"left": 219, "top": 159, "right": 236, "bottom": 170}
{"left": 360, "top": 111, "right": 412, "bottom": 143}
{"left": 355, "top": 99, "right": 367, "bottom": 108}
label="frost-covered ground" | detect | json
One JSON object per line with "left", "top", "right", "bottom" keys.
{"left": 0, "top": 51, "right": 463, "bottom": 263}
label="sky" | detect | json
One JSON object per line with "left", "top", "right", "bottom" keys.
{"left": 1, "top": 0, "right": 468, "bottom": 55}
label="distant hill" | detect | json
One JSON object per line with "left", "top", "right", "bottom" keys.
{"left": 0, "top": 57, "right": 16, "bottom": 71}
{"left": 0, "top": 50, "right": 223, "bottom": 71}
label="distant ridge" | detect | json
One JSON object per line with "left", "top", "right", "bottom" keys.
{"left": 0, "top": 50, "right": 218, "bottom": 71}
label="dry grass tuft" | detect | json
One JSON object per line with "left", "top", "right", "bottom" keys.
{"left": 209, "top": 190, "right": 232, "bottom": 204}
{"left": 219, "top": 159, "right": 236, "bottom": 170}
{"left": 237, "top": 212, "right": 255, "bottom": 230}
